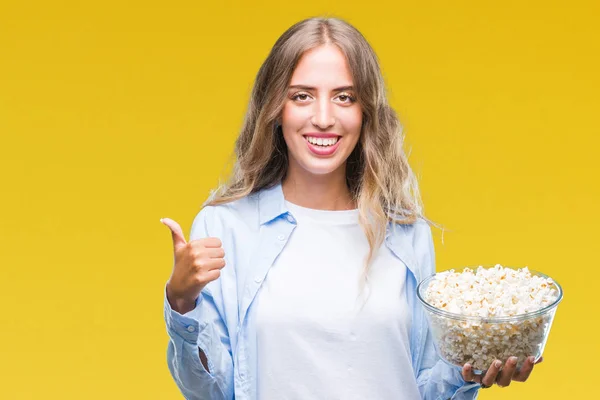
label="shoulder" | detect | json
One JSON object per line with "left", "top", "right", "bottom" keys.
{"left": 413, "top": 217, "right": 433, "bottom": 243}
{"left": 189, "top": 192, "right": 261, "bottom": 240}
{"left": 389, "top": 216, "right": 432, "bottom": 241}
{"left": 389, "top": 216, "right": 435, "bottom": 279}
{"left": 412, "top": 217, "right": 436, "bottom": 277}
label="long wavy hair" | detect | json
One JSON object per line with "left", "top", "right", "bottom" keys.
{"left": 206, "top": 17, "right": 428, "bottom": 296}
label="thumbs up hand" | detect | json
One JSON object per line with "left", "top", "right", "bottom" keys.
{"left": 161, "top": 217, "right": 226, "bottom": 314}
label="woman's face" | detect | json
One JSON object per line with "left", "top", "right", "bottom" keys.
{"left": 281, "top": 44, "right": 362, "bottom": 179}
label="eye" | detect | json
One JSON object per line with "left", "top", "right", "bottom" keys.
{"left": 291, "top": 92, "right": 311, "bottom": 102}
{"left": 336, "top": 93, "right": 356, "bottom": 104}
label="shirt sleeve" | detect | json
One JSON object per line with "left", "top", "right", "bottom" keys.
{"left": 413, "top": 220, "right": 481, "bottom": 399}
{"left": 163, "top": 206, "right": 234, "bottom": 400}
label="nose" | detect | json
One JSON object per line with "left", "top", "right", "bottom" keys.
{"left": 310, "top": 98, "right": 335, "bottom": 129}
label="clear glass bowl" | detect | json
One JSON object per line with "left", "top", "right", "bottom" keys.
{"left": 416, "top": 267, "right": 563, "bottom": 373}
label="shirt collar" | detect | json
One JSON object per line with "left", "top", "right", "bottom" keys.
{"left": 257, "top": 181, "right": 419, "bottom": 279}
{"left": 258, "top": 182, "right": 290, "bottom": 225}
{"left": 385, "top": 222, "right": 419, "bottom": 281}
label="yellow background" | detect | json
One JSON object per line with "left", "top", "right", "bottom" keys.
{"left": 1, "top": 0, "right": 598, "bottom": 398}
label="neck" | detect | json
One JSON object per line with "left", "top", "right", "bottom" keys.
{"left": 282, "top": 162, "right": 356, "bottom": 211}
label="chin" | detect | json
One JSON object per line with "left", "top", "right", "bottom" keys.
{"left": 298, "top": 159, "right": 345, "bottom": 176}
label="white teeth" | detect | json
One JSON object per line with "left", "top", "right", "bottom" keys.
{"left": 305, "top": 136, "right": 339, "bottom": 146}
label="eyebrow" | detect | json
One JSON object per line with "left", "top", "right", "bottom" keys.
{"left": 288, "top": 85, "right": 355, "bottom": 91}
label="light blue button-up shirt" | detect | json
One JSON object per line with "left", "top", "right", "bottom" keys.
{"left": 163, "top": 183, "right": 481, "bottom": 399}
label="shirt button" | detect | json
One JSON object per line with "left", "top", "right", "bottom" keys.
{"left": 277, "top": 234, "right": 285, "bottom": 241}
{"left": 254, "top": 276, "right": 262, "bottom": 283}
{"left": 187, "top": 325, "right": 195, "bottom": 333}
{"left": 286, "top": 215, "right": 295, "bottom": 223}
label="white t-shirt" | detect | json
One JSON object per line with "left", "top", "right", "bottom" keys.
{"left": 255, "top": 200, "right": 420, "bottom": 400}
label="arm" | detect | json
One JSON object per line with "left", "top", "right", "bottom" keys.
{"left": 413, "top": 220, "right": 481, "bottom": 400}
{"left": 163, "top": 207, "right": 234, "bottom": 400}
{"left": 165, "top": 288, "right": 210, "bottom": 371}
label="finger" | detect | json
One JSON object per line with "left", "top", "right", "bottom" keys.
{"left": 198, "top": 258, "right": 226, "bottom": 271}
{"left": 513, "top": 356, "right": 536, "bottom": 382}
{"left": 482, "top": 359, "right": 503, "bottom": 387}
{"left": 203, "top": 269, "right": 221, "bottom": 282}
{"left": 203, "top": 247, "right": 225, "bottom": 259}
{"left": 462, "top": 363, "right": 478, "bottom": 383}
{"left": 496, "top": 357, "right": 518, "bottom": 387}
{"left": 535, "top": 356, "right": 544, "bottom": 364}
{"left": 161, "top": 218, "right": 187, "bottom": 251}
{"left": 202, "top": 238, "right": 223, "bottom": 248}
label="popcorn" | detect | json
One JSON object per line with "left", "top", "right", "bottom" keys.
{"left": 421, "top": 264, "right": 560, "bottom": 371}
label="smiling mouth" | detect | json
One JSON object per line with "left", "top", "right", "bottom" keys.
{"left": 302, "top": 135, "right": 341, "bottom": 147}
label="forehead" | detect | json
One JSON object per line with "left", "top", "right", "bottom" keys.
{"left": 289, "top": 44, "right": 353, "bottom": 87}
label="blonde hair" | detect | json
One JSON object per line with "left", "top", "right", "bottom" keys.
{"left": 206, "top": 17, "right": 428, "bottom": 296}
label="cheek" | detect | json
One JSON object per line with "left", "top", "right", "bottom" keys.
{"left": 281, "top": 104, "right": 292, "bottom": 123}
{"left": 281, "top": 103, "right": 307, "bottom": 128}
{"left": 340, "top": 108, "right": 363, "bottom": 135}
{"left": 281, "top": 105, "right": 303, "bottom": 148}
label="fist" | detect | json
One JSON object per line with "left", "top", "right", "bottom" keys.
{"left": 161, "top": 217, "right": 226, "bottom": 313}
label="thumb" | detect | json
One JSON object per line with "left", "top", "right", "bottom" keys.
{"left": 160, "top": 218, "right": 187, "bottom": 251}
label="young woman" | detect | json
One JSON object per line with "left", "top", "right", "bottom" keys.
{"left": 161, "top": 17, "right": 539, "bottom": 400}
